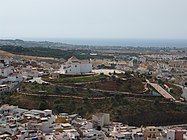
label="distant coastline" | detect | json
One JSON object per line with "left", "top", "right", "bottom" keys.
{"left": 1, "top": 38, "right": 187, "bottom": 48}
{"left": 22, "top": 38, "right": 187, "bottom": 48}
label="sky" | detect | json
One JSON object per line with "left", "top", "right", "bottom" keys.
{"left": 0, "top": 0, "right": 187, "bottom": 40}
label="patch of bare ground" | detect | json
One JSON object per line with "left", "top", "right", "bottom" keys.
{"left": 88, "top": 78, "right": 145, "bottom": 93}
{"left": 0, "top": 49, "right": 62, "bottom": 61}
{"left": 0, "top": 50, "right": 15, "bottom": 57}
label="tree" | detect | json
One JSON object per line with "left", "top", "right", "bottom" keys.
{"left": 127, "top": 84, "right": 132, "bottom": 91}
{"left": 55, "top": 86, "right": 61, "bottom": 94}
{"left": 54, "top": 103, "right": 64, "bottom": 113}
{"left": 39, "top": 101, "right": 47, "bottom": 110}
{"left": 157, "top": 79, "right": 163, "bottom": 85}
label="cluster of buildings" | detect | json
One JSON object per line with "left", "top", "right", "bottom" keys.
{"left": 0, "top": 104, "right": 187, "bottom": 140}
{"left": 0, "top": 57, "right": 53, "bottom": 94}
{"left": 0, "top": 60, "right": 23, "bottom": 94}
{"left": 0, "top": 56, "right": 59, "bottom": 88}
{"left": 138, "top": 55, "right": 187, "bottom": 83}
{"left": 1, "top": 54, "right": 185, "bottom": 88}
{"left": 0, "top": 56, "right": 94, "bottom": 91}
{"left": 0, "top": 54, "right": 187, "bottom": 140}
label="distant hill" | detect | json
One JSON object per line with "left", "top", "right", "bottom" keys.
{"left": 0, "top": 45, "right": 113, "bottom": 60}
{"left": 0, "top": 45, "right": 88, "bottom": 59}
{"left": 0, "top": 39, "right": 115, "bottom": 60}
{"left": 0, "top": 39, "right": 73, "bottom": 48}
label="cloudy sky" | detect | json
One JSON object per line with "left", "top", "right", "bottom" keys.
{"left": 0, "top": 0, "right": 187, "bottom": 39}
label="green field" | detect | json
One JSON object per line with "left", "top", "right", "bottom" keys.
{"left": 45, "top": 74, "right": 108, "bottom": 83}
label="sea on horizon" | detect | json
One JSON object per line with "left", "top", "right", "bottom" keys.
{"left": 23, "top": 38, "right": 187, "bottom": 48}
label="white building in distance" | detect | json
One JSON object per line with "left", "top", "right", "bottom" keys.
{"left": 59, "top": 56, "right": 92, "bottom": 75}
{"left": 92, "top": 113, "right": 110, "bottom": 127}
{"left": 0, "top": 60, "right": 13, "bottom": 77}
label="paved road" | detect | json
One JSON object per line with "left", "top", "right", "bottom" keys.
{"left": 147, "top": 81, "right": 175, "bottom": 101}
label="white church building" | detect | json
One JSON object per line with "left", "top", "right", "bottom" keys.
{"left": 59, "top": 56, "right": 92, "bottom": 75}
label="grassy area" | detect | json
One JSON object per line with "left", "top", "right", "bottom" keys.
{"left": 43, "top": 74, "right": 145, "bottom": 93}
{"left": 166, "top": 83, "right": 183, "bottom": 100}
{"left": 45, "top": 75, "right": 108, "bottom": 83}
{"left": 19, "top": 82, "right": 108, "bottom": 98}
{"left": 20, "top": 83, "right": 71, "bottom": 94}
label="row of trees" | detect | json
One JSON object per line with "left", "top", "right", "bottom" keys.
{"left": 0, "top": 45, "right": 114, "bottom": 60}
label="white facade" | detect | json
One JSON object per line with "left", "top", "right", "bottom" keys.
{"left": 59, "top": 56, "right": 92, "bottom": 75}
{"left": 21, "top": 66, "right": 40, "bottom": 78}
{"left": 0, "top": 61, "right": 23, "bottom": 92}
{"left": 27, "top": 77, "right": 49, "bottom": 84}
{"left": 0, "top": 74, "right": 23, "bottom": 84}
{"left": 8, "top": 74, "right": 23, "bottom": 82}
{"left": 92, "top": 113, "right": 110, "bottom": 127}
{"left": 64, "top": 129, "right": 80, "bottom": 140}
{"left": 0, "top": 123, "right": 18, "bottom": 135}
{"left": 0, "top": 73, "right": 23, "bottom": 93}
{"left": 166, "top": 130, "right": 175, "bottom": 140}
{"left": 0, "top": 66, "right": 14, "bottom": 77}
{"left": 0, "top": 85, "right": 9, "bottom": 93}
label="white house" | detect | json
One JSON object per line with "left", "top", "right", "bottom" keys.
{"left": 92, "top": 113, "right": 110, "bottom": 127}
{"left": 0, "top": 66, "right": 14, "bottom": 77}
{"left": 0, "top": 60, "right": 13, "bottom": 77}
{"left": 59, "top": 56, "right": 92, "bottom": 75}
{"left": 8, "top": 73, "right": 23, "bottom": 83}
{"left": 0, "top": 85, "right": 9, "bottom": 93}
{"left": 27, "top": 77, "right": 49, "bottom": 85}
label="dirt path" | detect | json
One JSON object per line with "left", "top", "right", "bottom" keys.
{"left": 20, "top": 92, "right": 110, "bottom": 100}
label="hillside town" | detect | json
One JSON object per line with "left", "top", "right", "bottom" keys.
{"left": 0, "top": 104, "right": 187, "bottom": 140}
{"left": 0, "top": 49, "right": 186, "bottom": 101}
{"left": 1, "top": 0, "right": 187, "bottom": 139}
{"left": 0, "top": 46, "right": 187, "bottom": 140}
